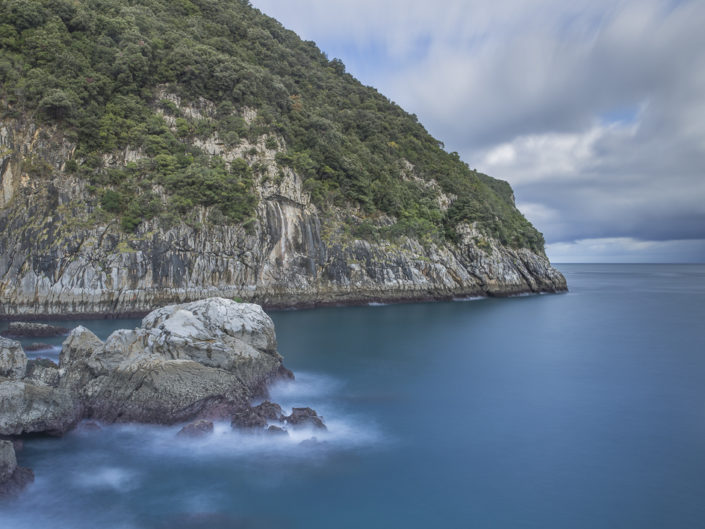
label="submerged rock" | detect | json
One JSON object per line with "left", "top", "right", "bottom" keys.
{"left": 178, "top": 420, "right": 215, "bottom": 438}
{"left": 0, "top": 441, "right": 16, "bottom": 483}
{"left": 285, "top": 407, "right": 327, "bottom": 430}
{"left": 266, "top": 425, "right": 288, "bottom": 436}
{"left": 0, "top": 440, "right": 34, "bottom": 496}
{"left": 1, "top": 323, "right": 69, "bottom": 339}
{"left": 0, "top": 337, "right": 27, "bottom": 380}
{"left": 231, "top": 401, "right": 284, "bottom": 430}
{"left": 299, "top": 437, "right": 328, "bottom": 448}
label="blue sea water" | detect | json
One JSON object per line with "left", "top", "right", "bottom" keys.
{"left": 1, "top": 264, "right": 704, "bottom": 528}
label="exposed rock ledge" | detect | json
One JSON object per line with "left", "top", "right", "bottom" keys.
{"left": 0, "top": 297, "right": 305, "bottom": 495}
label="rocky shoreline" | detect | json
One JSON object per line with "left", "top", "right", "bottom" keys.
{"left": 0, "top": 284, "right": 567, "bottom": 322}
{"left": 0, "top": 298, "right": 323, "bottom": 497}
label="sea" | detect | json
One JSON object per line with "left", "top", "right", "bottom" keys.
{"left": 1, "top": 264, "right": 704, "bottom": 528}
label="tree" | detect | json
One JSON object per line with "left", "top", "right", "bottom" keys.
{"left": 38, "top": 89, "right": 75, "bottom": 121}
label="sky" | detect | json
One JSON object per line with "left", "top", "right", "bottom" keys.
{"left": 251, "top": 0, "right": 705, "bottom": 263}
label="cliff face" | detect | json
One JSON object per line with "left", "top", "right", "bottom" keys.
{"left": 0, "top": 116, "right": 565, "bottom": 317}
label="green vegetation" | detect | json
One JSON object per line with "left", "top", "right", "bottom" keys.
{"left": 0, "top": 0, "right": 544, "bottom": 251}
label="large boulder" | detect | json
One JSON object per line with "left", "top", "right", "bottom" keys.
{"left": 80, "top": 358, "right": 249, "bottom": 423}
{"left": 0, "top": 337, "right": 27, "bottom": 379}
{"left": 59, "top": 298, "right": 288, "bottom": 424}
{"left": 139, "top": 298, "right": 281, "bottom": 389}
{"left": 0, "top": 379, "right": 81, "bottom": 436}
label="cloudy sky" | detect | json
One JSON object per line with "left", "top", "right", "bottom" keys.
{"left": 252, "top": 0, "right": 705, "bottom": 262}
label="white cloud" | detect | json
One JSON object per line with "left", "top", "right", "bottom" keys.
{"left": 547, "top": 238, "right": 705, "bottom": 263}
{"left": 252, "top": 0, "right": 705, "bottom": 262}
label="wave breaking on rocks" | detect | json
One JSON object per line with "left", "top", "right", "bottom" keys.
{"left": 0, "top": 297, "right": 321, "bottom": 496}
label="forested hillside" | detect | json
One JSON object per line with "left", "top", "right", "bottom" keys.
{"left": 0, "top": 0, "right": 544, "bottom": 251}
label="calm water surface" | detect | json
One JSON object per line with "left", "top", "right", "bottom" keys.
{"left": 1, "top": 264, "right": 704, "bottom": 528}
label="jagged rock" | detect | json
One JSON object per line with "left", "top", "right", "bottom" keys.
{"left": 59, "top": 326, "right": 103, "bottom": 371}
{"left": 139, "top": 298, "right": 280, "bottom": 389}
{"left": 0, "top": 337, "right": 26, "bottom": 379}
{"left": 0, "top": 440, "right": 34, "bottom": 496}
{"left": 285, "top": 408, "right": 327, "bottom": 430}
{"left": 1, "top": 322, "right": 69, "bottom": 339}
{"left": 231, "top": 401, "right": 284, "bottom": 430}
{"left": 25, "top": 358, "right": 60, "bottom": 387}
{"left": 253, "top": 401, "right": 285, "bottom": 421}
{"left": 231, "top": 409, "right": 267, "bottom": 430}
{"left": 177, "top": 420, "right": 214, "bottom": 438}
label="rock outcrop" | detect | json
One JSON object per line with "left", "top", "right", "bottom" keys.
{"left": 58, "top": 297, "right": 288, "bottom": 425}
{"left": 1, "top": 298, "right": 292, "bottom": 436}
{"left": 1, "top": 323, "right": 70, "bottom": 339}
{"left": 0, "top": 298, "right": 311, "bottom": 494}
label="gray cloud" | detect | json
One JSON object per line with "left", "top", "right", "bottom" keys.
{"left": 252, "top": 0, "right": 705, "bottom": 261}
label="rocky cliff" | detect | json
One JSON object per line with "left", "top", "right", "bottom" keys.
{"left": 0, "top": 116, "right": 565, "bottom": 317}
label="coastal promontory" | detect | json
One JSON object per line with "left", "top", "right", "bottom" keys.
{"left": 0, "top": 0, "right": 565, "bottom": 318}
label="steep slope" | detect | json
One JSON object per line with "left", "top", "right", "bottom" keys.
{"left": 0, "top": 0, "right": 565, "bottom": 316}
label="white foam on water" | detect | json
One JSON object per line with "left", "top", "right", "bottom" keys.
{"left": 80, "top": 371, "right": 385, "bottom": 464}
{"left": 368, "top": 302, "right": 389, "bottom": 307}
{"left": 267, "top": 370, "right": 342, "bottom": 403}
{"left": 452, "top": 296, "right": 485, "bottom": 302}
{"left": 0, "top": 370, "right": 387, "bottom": 529}
{"left": 73, "top": 466, "right": 140, "bottom": 492}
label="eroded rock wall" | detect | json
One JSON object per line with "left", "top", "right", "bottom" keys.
{"left": 0, "top": 117, "right": 566, "bottom": 317}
